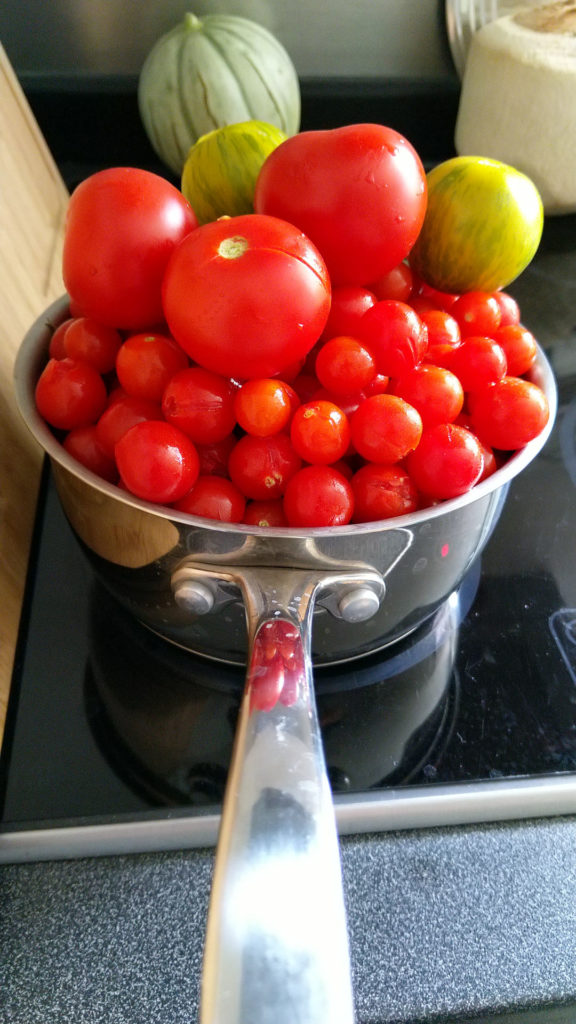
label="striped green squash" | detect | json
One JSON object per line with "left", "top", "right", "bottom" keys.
{"left": 181, "top": 120, "right": 287, "bottom": 224}
{"left": 138, "top": 12, "right": 301, "bottom": 176}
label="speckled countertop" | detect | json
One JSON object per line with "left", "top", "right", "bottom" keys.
{"left": 3, "top": 820, "right": 576, "bottom": 1022}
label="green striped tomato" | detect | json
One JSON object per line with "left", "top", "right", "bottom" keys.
{"left": 409, "top": 156, "right": 543, "bottom": 294}
{"left": 181, "top": 120, "right": 287, "bottom": 224}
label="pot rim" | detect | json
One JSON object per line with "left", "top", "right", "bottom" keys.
{"left": 14, "top": 294, "right": 558, "bottom": 539}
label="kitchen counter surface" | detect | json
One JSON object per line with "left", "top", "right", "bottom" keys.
{"left": 4, "top": 70, "right": 576, "bottom": 1023}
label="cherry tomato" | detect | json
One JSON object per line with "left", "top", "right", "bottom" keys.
{"left": 95, "top": 394, "right": 162, "bottom": 458}
{"left": 447, "top": 336, "right": 508, "bottom": 392}
{"left": 290, "top": 400, "right": 351, "bottom": 465}
{"left": 492, "top": 324, "right": 537, "bottom": 376}
{"left": 64, "top": 317, "right": 123, "bottom": 374}
{"left": 255, "top": 123, "right": 427, "bottom": 285}
{"left": 350, "top": 394, "right": 423, "bottom": 463}
{"left": 172, "top": 475, "right": 246, "bottom": 522}
{"left": 63, "top": 167, "right": 197, "bottom": 329}
{"left": 115, "top": 420, "right": 200, "bottom": 503}
{"left": 49, "top": 318, "right": 75, "bottom": 359}
{"left": 406, "top": 423, "right": 485, "bottom": 499}
{"left": 419, "top": 309, "right": 461, "bottom": 366}
{"left": 116, "top": 332, "right": 189, "bottom": 402}
{"left": 35, "top": 357, "right": 107, "bottom": 431}
{"left": 451, "top": 291, "right": 502, "bottom": 338}
{"left": 228, "top": 433, "right": 302, "bottom": 500}
{"left": 162, "top": 213, "right": 331, "bottom": 380}
{"left": 63, "top": 425, "right": 118, "bottom": 483}
{"left": 351, "top": 463, "right": 419, "bottom": 522}
{"left": 492, "top": 290, "right": 520, "bottom": 327}
{"left": 243, "top": 499, "right": 289, "bottom": 528}
{"left": 283, "top": 465, "right": 354, "bottom": 527}
{"left": 162, "top": 367, "right": 237, "bottom": 444}
{"left": 369, "top": 262, "right": 414, "bottom": 303}
{"left": 469, "top": 377, "right": 549, "bottom": 450}
{"left": 195, "top": 434, "right": 237, "bottom": 478}
{"left": 315, "top": 336, "right": 376, "bottom": 395}
{"left": 234, "top": 378, "right": 296, "bottom": 437}
{"left": 359, "top": 300, "right": 428, "bottom": 377}
{"left": 321, "top": 285, "right": 377, "bottom": 339}
{"left": 391, "top": 364, "right": 464, "bottom": 427}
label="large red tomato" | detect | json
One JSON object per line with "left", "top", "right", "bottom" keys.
{"left": 162, "top": 214, "right": 331, "bottom": 380}
{"left": 62, "top": 167, "right": 197, "bottom": 330}
{"left": 254, "top": 123, "right": 427, "bottom": 286}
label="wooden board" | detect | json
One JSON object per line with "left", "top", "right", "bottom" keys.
{"left": 0, "top": 43, "right": 69, "bottom": 741}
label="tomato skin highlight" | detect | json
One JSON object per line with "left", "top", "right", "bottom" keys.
{"left": 255, "top": 123, "right": 427, "bottom": 286}
{"left": 63, "top": 167, "right": 197, "bottom": 329}
{"left": 162, "top": 213, "right": 331, "bottom": 381}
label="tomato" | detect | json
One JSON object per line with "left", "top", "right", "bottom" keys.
{"left": 115, "top": 420, "right": 200, "bottom": 503}
{"left": 321, "top": 285, "right": 377, "bottom": 339}
{"left": 446, "top": 336, "right": 508, "bottom": 392}
{"left": 62, "top": 167, "right": 197, "bottom": 330}
{"left": 469, "top": 377, "right": 549, "bottom": 450}
{"left": 172, "top": 475, "right": 246, "bottom": 522}
{"left": 115, "top": 332, "right": 189, "bottom": 402}
{"left": 228, "top": 433, "right": 302, "bottom": 500}
{"left": 359, "top": 300, "right": 428, "bottom": 377}
{"left": 369, "top": 263, "right": 415, "bottom": 303}
{"left": 35, "top": 357, "right": 107, "bottom": 431}
{"left": 406, "top": 423, "right": 485, "bottom": 500}
{"left": 255, "top": 123, "right": 427, "bottom": 286}
{"left": 492, "top": 324, "right": 537, "bottom": 376}
{"left": 162, "top": 213, "right": 331, "bottom": 380}
{"left": 420, "top": 309, "right": 461, "bottom": 366}
{"left": 290, "top": 400, "right": 351, "bottom": 465}
{"left": 162, "top": 367, "right": 238, "bottom": 444}
{"left": 64, "top": 317, "right": 123, "bottom": 374}
{"left": 350, "top": 394, "right": 422, "bottom": 463}
{"left": 351, "top": 463, "right": 419, "bottom": 522}
{"left": 63, "top": 425, "right": 118, "bottom": 483}
{"left": 195, "top": 434, "right": 237, "bottom": 478}
{"left": 409, "top": 156, "right": 543, "bottom": 294}
{"left": 95, "top": 394, "right": 162, "bottom": 458}
{"left": 49, "top": 318, "right": 75, "bottom": 359}
{"left": 283, "top": 465, "right": 354, "bottom": 527}
{"left": 243, "top": 499, "right": 289, "bottom": 528}
{"left": 234, "top": 378, "right": 296, "bottom": 437}
{"left": 391, "top": 365, "right": 464, "bottom": 427}
{"left": 315, "top": 336, "right": 376, "bottom": 395}
{"left": 450, "top": 291, "right": 502, "bottom": 338}
{"left": 492, "top": 291, "right": 520, "bottom": 327}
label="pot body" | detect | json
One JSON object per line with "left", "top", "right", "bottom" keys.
{"left": 15, "top": 296, "right": 557, "bottom": 666}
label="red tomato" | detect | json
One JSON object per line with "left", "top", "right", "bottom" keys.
{"left": 62, "top": 167, "right": 197, "bottom": 330}
{"left": 172, "top": 476, "right": 246, "bottom": 522}
{"left": 243, "top": 499, "right": 289, "bottom": 528}
{"left": 451, "top": 291, "right": 502, "bottom": 338}
{"left": 369, "top": 263, "right": 415, "bottom": 303}
{"left": 162, "top": 367, "right": 238, "bottom": 444}
{"left": 63, "top": 425, "right": 118, "bottom": 483}
{"left": 492, "top": 324, "right": 537, "bottom": 376}
{"left": 255, "top": 123, "right": 427, "bottom": 286}
{"left": 283, "top": 465, "right": 354, "bottom": 527}
{"left": 115, "top": 420, "right": 200, "bottom": 503}
{"left": 351, "top": 463, "right": 419, "bottom": 522}
{"left": 315, "top": 336, "right": 376, "bottom": 395}
{"left": 420, "top": 309, "right": 461, "bottom": 366}
{"left": 116, "top": 332, "right": 189, "bottom": 402}
{"left": 321, "top": 285, "right": 377, "bottom": 339}
{"left": 95, "top": 394, "right": 162, "bottom": 458}
{"left": 228, "top": 433, "right": 302, "bottom": 500}
{"left": 391, "top": 364, "right": 464, "bottom": 427}
{"left": 350, "top": 394, "right": 423, "bottom": 463}
{"left": 162, "top": 214, "right": 331, "bottom": 380}
{"left": 234, "top": 378, "right": 296, "bottom": 437}
{"left": 406, "top": 423, "right": 485, "bottom": 499}
{"left": 446, "top": 336, "right": 508, "bottom": 392}
{"left": 35, "top": 357, "right": 107, "bottom": 431}
{"left": 64, "top": 317, "right": 123, "bottom": 374}
{"left": 359, "top": 300, "right": 428, "bottom": 377}
{"left": 469, "top": 377, "right": 549, "bottom": 450}
{"left": 290, "top": 400, "right": 351, "bottom": 465}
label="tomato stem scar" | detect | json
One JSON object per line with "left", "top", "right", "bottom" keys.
{"left": 218, "top": 235, "right": 249, "bottom": 259}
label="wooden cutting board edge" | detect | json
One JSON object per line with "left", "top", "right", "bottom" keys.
{"left": 0, "top": 43, "right": 69, "bottom": 744}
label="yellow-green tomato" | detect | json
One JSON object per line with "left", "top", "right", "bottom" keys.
{"left": 409, "top": 155, "right": 544, "bottom": 294}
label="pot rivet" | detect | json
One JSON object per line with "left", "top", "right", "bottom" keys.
{"left": 173, "top": 578, "right": 215, "bottom": 615}
{"left": 338, "top": 586, "right": 381, "bottom": 623}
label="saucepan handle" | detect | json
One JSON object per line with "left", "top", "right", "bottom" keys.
{"left": 196, "top": 564, "right": 357, "bottom": 1024}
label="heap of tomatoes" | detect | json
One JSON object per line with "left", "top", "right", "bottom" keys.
{"left": 34, "top": 125, "right": 550, "bottom": 528}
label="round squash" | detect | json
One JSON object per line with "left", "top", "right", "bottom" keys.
{"left": 409, "top": 156, "right": 543, "bottom": 294}
{"left": 138, "top": 12, "right": 301, "bottom": 176}
{"left": 181, "top": 120, "right": 287, "bottom": 224}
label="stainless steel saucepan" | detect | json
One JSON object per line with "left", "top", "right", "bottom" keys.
{"left": 14, "top": 296, "right": 557, "bottom": 1024}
